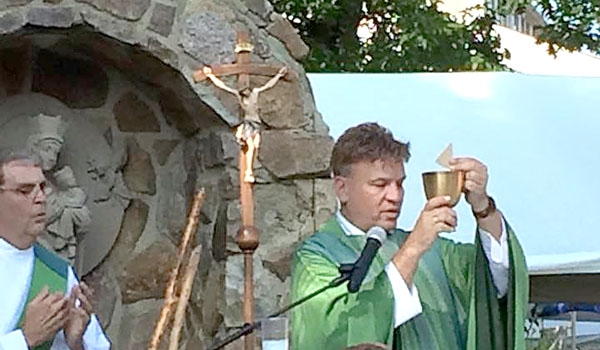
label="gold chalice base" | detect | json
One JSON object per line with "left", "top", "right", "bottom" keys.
{"left": 422, "top": 170, "right": 465, "bottom": 207}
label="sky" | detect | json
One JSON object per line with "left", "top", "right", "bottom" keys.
{"left": 307, "top": 72, "right": 600, "bottom": 259}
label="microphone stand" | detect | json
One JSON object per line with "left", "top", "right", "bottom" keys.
{"left": 206, "top": 263, "right": 354, "bottom": 350}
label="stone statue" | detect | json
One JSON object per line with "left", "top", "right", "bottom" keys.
{"left": 203, "top": 66, "right": 288, "bottom": 183}
{"left": 27, "top": 113, "right": 92, "bottom": 262}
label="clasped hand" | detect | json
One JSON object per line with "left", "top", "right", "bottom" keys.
{"left": 22, "top": 283, "right": 94, "bottom": 350}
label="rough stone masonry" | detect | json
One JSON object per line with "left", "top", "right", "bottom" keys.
{"left": 0, "top": 0, "right": 336, "bottom": 348}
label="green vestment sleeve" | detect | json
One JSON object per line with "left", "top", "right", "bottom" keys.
{"left": 463, "top": 220, "right": 529, "bottom": 350}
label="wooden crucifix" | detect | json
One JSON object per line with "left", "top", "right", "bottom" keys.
{"left": 193, "top": 31, "right": 293, "bottom": 350}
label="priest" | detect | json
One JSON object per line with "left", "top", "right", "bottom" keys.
{"left": 0, "top": 150, "right": 110, "bottom": 349}
{"left": 291, "top": 123, "right": 528, "bottom": 349}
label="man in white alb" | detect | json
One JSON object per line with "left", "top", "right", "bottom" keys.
{"left": 0, "top": 149, "right": 110, "bottom": 350}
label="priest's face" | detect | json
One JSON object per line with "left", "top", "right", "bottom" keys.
{"left": 0, "top": 161, "right": 47, "bottom": 249}
{"left": 335, "top": 159, "right": 405, "bottom": 231}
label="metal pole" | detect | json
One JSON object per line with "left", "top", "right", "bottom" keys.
{"left": 570, "top": 311, "right": 576, "bottom": 350}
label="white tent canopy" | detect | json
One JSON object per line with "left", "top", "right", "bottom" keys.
{"left": 308, "top": 72, "right": 600, "bottom": 257}
{"left": 528, "top": 253, "right": 600, "bottom": 275}
{"left": 307, "top": 72, "right": 600, "bottom": 304}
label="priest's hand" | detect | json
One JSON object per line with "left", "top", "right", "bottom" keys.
{"left": 392, "top": 196, "right": 456, "bottom": 286}
{"left": 450, "top": 157, "right": 502, "bottom": 240}
{"left": 449, "top": 157, "right": 489, "bottom": 211}
{"left": 409, "top": 195, "right": 457, "bottom": 252}
{"left": 22, "top": 286, "right": 69, "bottom": 347}
{"left": 64, "top": 283, "right": 94, "bottom": 350}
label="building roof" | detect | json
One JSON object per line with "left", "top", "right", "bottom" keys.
{"left": 496, "top": 25, "right": 600, "bottom": 77}
{"left": 528, "top": 253, "right": 600, "bottom": 304}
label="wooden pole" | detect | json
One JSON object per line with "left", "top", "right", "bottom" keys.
{"left": 149, "top": 189, "right": 206, "bottom": 350}
{"left": 236, "top": 151, "right": 259, "bottom": 350}
{"left": 192, "top": 30, "right": 290, "bottom": 349}
{"left": 168, "top": 245, "right": 203, "bottom": 350}
{"left": 234, "top": 31, "right": 259, "bottom": 350}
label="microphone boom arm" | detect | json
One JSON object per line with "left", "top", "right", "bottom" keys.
{"left": 205, "top": 263, "right": 354, "bottom": 350}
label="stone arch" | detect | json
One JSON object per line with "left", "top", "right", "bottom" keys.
{"left": 0, "top": 23, "right": 233, "bottom": 270}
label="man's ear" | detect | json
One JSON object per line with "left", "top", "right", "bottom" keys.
{"left": 334, "top": 176, "right": 349, "bottom": 205}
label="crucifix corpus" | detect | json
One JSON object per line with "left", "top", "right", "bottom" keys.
{"left": 202, "top": 63, "right": 287, "bottom": 183}
{"left": 194, "top": 32, "right": 292, "bottom": 185}
{"left": 193, "top": 30, "right": 293, "bottom": 350}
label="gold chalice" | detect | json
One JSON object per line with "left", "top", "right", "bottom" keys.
{"left": 422, "top": 170, "right": 465, "bottom": 207}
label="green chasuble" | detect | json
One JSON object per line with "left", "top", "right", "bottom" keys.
{"left": 291, "top": 217, "right": 528, "bottom": 349}
{"left": 17, "top": 243, "right": 69, "bottom": 350}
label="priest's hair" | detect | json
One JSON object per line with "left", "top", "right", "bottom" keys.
{"left": 0, "top": 148, "right": 42, "bottom": 186}
{"left": 331, "top": 122, "right": 410, "bottom": 177}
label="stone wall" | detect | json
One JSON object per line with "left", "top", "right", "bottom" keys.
{"left": 0, "top": 0, "right": 337, "bottom": 348}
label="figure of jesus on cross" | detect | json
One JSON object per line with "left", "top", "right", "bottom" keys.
{"left": 202, "top": 65, "right": 288, "bottom": 183}
{"left": 193, "top": 31, "right": 292, "bottom": 349}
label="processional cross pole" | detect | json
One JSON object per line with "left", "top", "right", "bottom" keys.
{"left": 193, "top": 30, "right": 291, "bottom": 350}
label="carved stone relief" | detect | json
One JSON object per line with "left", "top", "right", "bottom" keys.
{"left": 0, "top": 93, "right": 128, "bottom": 274}
{"left": 25, "top": 114, "right": 91, "bottom": 262}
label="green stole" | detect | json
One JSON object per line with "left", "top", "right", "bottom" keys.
{"left": 290, "top": 217, "right": 528, "bottom": 349}
{"left": 291, "top": 219, "right": 398, "bottom": 347}
{"left": 16, "top": 243, "right": 69, "bottom": 350}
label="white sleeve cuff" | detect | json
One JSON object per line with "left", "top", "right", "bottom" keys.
{"left": 0, "top": 329, "right": 29, "bottom": 350}
{"left": 479, "top": 219, "right": 508, "bottom": 266}
{"left": 82, "top": 315, "right": 112, "bottom": 349}
{"left": 384, "top": 263, "right": 422, "bottom": 328}
{"left": 66, "top": 267, "right": 112, "bottom": 349}
{"left": 479, "top": 219, "right": 509, "bottom": 297}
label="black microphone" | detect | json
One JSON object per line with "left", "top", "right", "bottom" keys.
{"left": 347, "top": 226, "right": 387, "bottom": 293}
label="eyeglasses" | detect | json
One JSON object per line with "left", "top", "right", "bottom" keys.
{"left": 0, "top": 181, "right": 47, "bottom": 199}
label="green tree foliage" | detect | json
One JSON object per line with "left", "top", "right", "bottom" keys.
{"left": 532, "top": 0, "right": 600, "bottom": 56}
{"left": 271, "top": 0, "right": 599, "bottom": 72}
